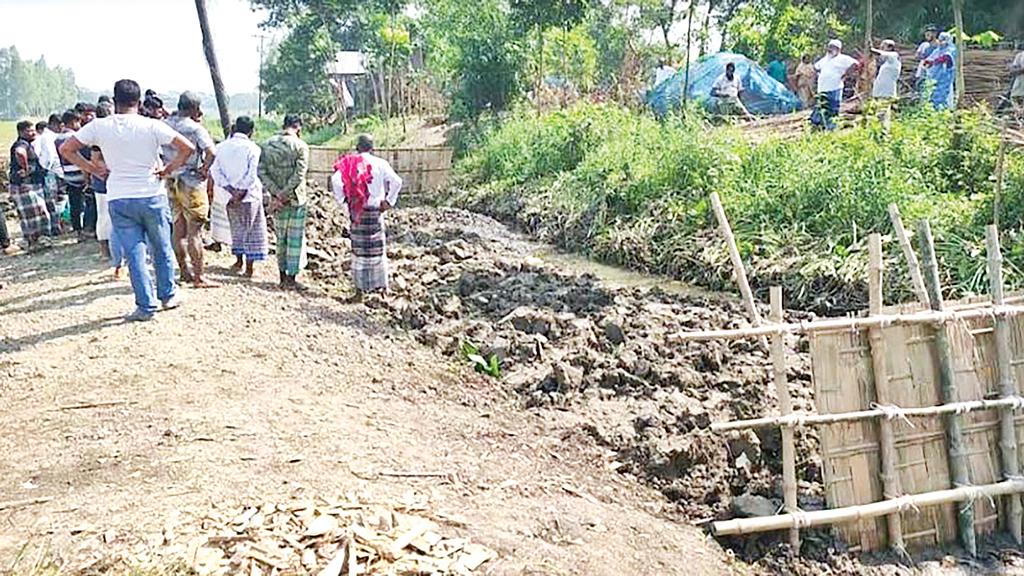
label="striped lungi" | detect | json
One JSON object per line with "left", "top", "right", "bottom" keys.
{"left": 227, "top": 201, "right": 269, "bottom": 261}
{"left": 42, "top": 172, "right": 61, "bottom": 235}
{"left": 11, "top": 182, "right": 51, "bottom": 244}
{"left": 275, "top": 204, "right": 307, "bottom": 276}
{"left": 210, "top": 186, "right": 233, "bottom": 245}
{"left": 350, "top": 206, "right": 388, "bottom": 292}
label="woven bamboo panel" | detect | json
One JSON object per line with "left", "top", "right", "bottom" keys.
{"left": 307, "top": 146, "right": 454, "bottom": 195}
{"left": 811, "top": 297, "right": 1016, "bottom": 552}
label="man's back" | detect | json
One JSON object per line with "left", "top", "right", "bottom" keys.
{"left": 75, "top": 114, "right": 180, "bottom": 200}
{"left": 260, "top": 133, "right": 309, "bottom": 201}
{"left": 162, "top": 114, "right": 213, "bottom": 187}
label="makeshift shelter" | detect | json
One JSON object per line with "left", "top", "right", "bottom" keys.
{"left": 648, "top": 52, "right": 803, "bottom": 117}
{"left": 328, "top": 51, "right": 369, "bottom": 117}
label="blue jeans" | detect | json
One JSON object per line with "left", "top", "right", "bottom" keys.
{"left": 110, "top": 195, "right": 177, "bottom": 314}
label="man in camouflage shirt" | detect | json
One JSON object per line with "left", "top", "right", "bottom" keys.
{"left": 259, "top": 114, "right": 309, "bottom": 290}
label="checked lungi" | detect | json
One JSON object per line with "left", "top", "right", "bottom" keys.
{"left": 11, "top": 183, "right": 52, "bottom": 244}
{"left": 210, "top": 186, "right": 233, "bottom": 245}
{"left": 228, "top": 201, "right": 269, "bottom": 261}
{"left": 275, "top": 204, "right": 307, "bottom": 276}
{"left": 350, "top": 206, "right": 388, "bottom": 292}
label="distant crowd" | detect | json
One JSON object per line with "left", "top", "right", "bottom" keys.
{"left": 6, "top": 79, "right": 402, "bottom": 321}
{"left": 655, "top": 26, "right": 1024, "bottom": 129}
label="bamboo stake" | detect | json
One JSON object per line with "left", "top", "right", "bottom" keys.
{"left": 712, "top": 480, "right": 1024, "bottom": 537}
{"left": 994, "top": 136, "right": 1007, "bottom": 230}
{"left": 709, "top": 193, "right": 764, "bottom": 335}
{"left": 671, "top": 304, "right": 1024, "bottom": 343}
{"left": 887, "top": 204, "right": 931, "bottom": 308}
{"left": 918, "top": 219, "right": 976, "bottom": 557}
{"left": 770, "top": 287, "right": 799, "bottom": 550}
{"left": 867, "top": 234, "right": 906, "bottom": 554}
{"left": 711, "top": 396, "right": 1024, "bottom": 432}
{"left": 987, "top": 224, "right": 1023, "bottom": 544}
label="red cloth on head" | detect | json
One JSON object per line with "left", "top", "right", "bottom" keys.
{"left": 334, "top": 153, "right": 374, "bottom": 222}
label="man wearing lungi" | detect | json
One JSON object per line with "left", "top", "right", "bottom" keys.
{"left": 162, "top": 92, "right": 218, "bottom": 288}
{"left": 331, "top": 134, "right": 403, "bottom": 294}
{"left": 259, "top": 114, "right": 310, "bottom": 291}
{"left": 210, "top": 116, "right": 268, "bottom": 278}
{"left": 9, "top": 121, "right": 53, "bottom": 250}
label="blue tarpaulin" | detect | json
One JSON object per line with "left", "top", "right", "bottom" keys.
{"left": 648, "top": 52, "right": 804, "bottom": 117}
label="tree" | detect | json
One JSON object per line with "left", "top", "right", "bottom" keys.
{"left": 510, "top": 0, "right": 590, "bottom": 108}
{"left": 262, "top": 13, "right": 339, "bottom": 121}
{"left": 195, "top": 0, "right": 231, "bottom": 136}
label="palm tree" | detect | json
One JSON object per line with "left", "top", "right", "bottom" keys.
{"left": 195, "top": 0, "right": 232, "bottom": 136}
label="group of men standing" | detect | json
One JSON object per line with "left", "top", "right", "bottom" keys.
{"left": 6, "top": 77, "right": 404, "bottom": 321}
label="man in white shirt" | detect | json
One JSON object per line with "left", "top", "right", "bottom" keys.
{"left": 331, "top": 133, "right": 403, "bottom": 294}
{"left": 871, "top": 40, "right": 902, "bottom": 129}
{"left": 710, "top": 62, "right": 753, "bottom": 120}
{"left": 60, "top": 79, "right": 195, "bottom": 322}
{"left": 209, "top": 116, "right": 267, "bottom": 278}
{"left": 34, "top": 114, "right": 64, "bottom": 236}
{"left": 810, "top": 39, "right": 858, "bottom": 131}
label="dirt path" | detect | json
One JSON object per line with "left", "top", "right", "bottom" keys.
{"left": 0, "top": 236, "right": 735, "bottom": 575}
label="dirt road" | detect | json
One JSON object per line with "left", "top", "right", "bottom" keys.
{"left": 0, "top": 235, "right": 735, "bottom": 575}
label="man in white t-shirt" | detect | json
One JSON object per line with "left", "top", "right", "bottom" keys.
{"left": 710, "top": 62, "right": 753, "bottom": 120}
{"left": 60, "top": 79, "right": 195, "bottom": 322}
{"left": 810, "top": 39, "right": 858, "bottom": 131}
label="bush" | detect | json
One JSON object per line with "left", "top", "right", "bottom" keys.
{"left": 449, "top": 102, "right": 1024, "bottom": 314}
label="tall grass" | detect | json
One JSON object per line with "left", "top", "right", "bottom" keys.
{"left": 449, "top": 103, "right": 1023, "bottom": 313}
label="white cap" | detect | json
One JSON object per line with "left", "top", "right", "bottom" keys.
{"left": 828, "top": 39, "right": 842, "bottom": 50}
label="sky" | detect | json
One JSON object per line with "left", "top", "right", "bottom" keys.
{"left": 0, "top": 0, "right": 275, "bottom": 95}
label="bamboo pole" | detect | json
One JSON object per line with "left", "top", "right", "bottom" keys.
{"left": 711, "top": 396, "right": 1024, "bottom": 432}
{"left": 710, "top": 192, "right": 763, "bottom": 330}
{"left": 867, "top": 234, "right": 906, "bottom": 554}
{"left": 887, "top": 204, "right": 931, "bottom": 308}
{"left": 712, "top": 480, "right": 1024, "bottom": 537}
{"left": 918, "top": 219, "right": 976, "bottom": 557}
{"left": 994, "top": 136, "right": 1007, "bottom": 230}
{"left": 771, "top": 287, "right": 800, "bottom": 550}
{"left": 670, "top": 304, "right": 1024, "bottom": 343}
{"left": 987, "top": 224, "right": 1023, "bottom": 544}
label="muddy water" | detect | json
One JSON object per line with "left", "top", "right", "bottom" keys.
{"left": 532, "top": 248, "right": 724, "bottom": 300}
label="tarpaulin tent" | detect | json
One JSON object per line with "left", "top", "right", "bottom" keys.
{"left": 648, "top": 52, "right": 804, "bottom": 117}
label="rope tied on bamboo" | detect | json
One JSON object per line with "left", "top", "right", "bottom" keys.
{"left": 787, "top": 507, "right": 812, "bottom": 530}
{"left": 869, "top": 402, "right": 916, "bottom": 428}
{"left": 955, "top": 482, "right": 998, "bottom": 514}
{"left": 894, "top": 494, "right": 921, "bottom": 515}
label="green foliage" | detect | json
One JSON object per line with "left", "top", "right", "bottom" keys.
{"left": 451, "top": 102, "right": 1024, "bottom": 313}
{"left": 262, "top": 14, "right": 339, "bottom": 122}
{"left": 423, "top": 0, "right": 523, "bottom": 119}
{"left": 460, "top": 341, "right": 501, "bottom": 378}
{"left": 725, "top": 0, "right": 848, "bottom": 62}
{"left": 0, "top": 46, "right": 78, "bottom": 120}
{"left": 527, "top": 26, "right": 599, "bottom": 93}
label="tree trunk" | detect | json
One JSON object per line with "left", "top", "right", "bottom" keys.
{"left": 864, "top": 0, "right": 873, "bottom": 52}
{"left": 952, "top": 0, "right": 966, "bottom": 106}
{"left": 195, "top": 0, "right": 231, "bottom": 137}
{"left": 699, "top": 0, "right": 716, "bottom": 57}
{"left": 536, "top": 23, "right": 544, "bottom": 114}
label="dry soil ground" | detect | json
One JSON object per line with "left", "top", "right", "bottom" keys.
{"left": 0, "top": 234, "right": 736, "bottom": 575}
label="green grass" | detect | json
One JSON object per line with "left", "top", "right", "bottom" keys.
{"left": 1, "top": 120, "right": 17, "bottom": 146}
{"left": 448, "top": 102, "right": 1024, "bottom": 314}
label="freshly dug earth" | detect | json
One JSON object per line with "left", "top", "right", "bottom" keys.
{"left": 0, "top": 236, "right": 734, "bottom": 575}
{"left": 303, "top": 188, "right": 1024, "bottom": 574}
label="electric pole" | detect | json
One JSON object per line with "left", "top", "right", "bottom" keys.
{"left": 254, "top": 33, "right": 268, "bottom": 119}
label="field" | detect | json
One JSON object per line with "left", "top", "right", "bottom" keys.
{"left": 0, "top": 120, "right": 16, "bottom": 146}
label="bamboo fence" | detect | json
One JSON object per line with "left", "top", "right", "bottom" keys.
{"left": 692, "top": 215, "right": 1024, "bottom": 554}
{"left": 307, "top": 146, "right": 454, "bottom": 195}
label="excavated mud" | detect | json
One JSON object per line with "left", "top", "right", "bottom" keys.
{"left": 299, "top": 189, "right": 1016, "bottom": 574}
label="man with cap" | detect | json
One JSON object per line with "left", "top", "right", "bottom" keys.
{"left": 259, "top": 114, "right": 310, "bottom": 290}
{"left": 162, "top": 91, "right": 218, "bottom": 288}
{"left": 810, "top": 39, "right": 859, "bottom": 131}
